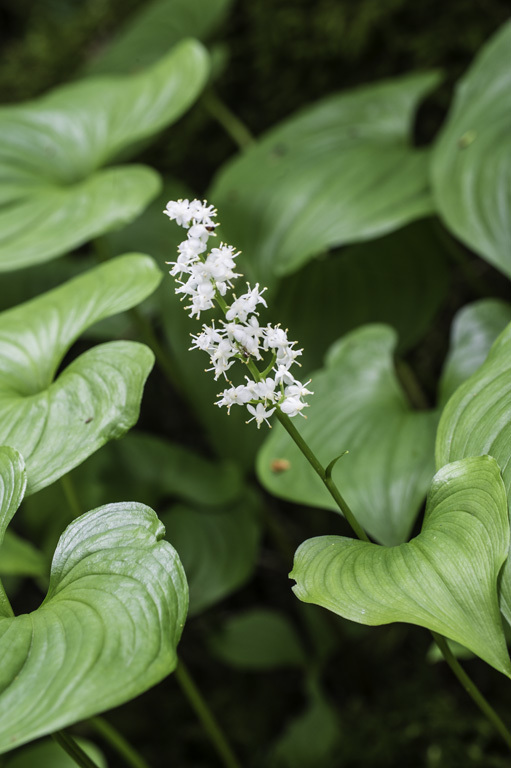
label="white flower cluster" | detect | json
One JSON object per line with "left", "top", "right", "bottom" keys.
{"left": 164, "top": 198, "right": 312, "bottom": 428}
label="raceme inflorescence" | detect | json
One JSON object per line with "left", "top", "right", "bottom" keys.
{"left": 164, "top": 198, "right": 312, "bottom": 428}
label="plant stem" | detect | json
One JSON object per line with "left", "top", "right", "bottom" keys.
{"left": 430, "top": 632, "right": 511, "bottom": 750}
{"left": 174, "top": 659, "right": 241, "bottom": 768}
{"left": 395, "top": 359, "right": 430, "bottom": 410}
{"left": 273, "top": 402, "right": 511, "bottom": 750}
{"left": 52, "top": 731, "right": 101, "bottom": 768}
{"left": 89, "top": 716, "right": 150, "bottom": 768}
{"left": 202, "top": 89, "right": 255, "bottom": 150}
{"left": 274, "top": 409, "right": 371, "bottom": 543}
{"left": 60, "top": 474, "right": 82, "bottom": 519}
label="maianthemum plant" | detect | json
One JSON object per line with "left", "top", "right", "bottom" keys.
{"left": 0, "top": 3, "right": 511, "bottom": 766}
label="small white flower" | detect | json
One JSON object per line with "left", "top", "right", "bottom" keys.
{"left": 285, "top": 379, "right": 313, "bottom": 398}
{"left": 246, "top": 403, "right": 276, "bottom": 429}
{"left": 163, "top": 199, "right": 193, "bottom": 226}
{"left": 280, "top": 396, "right": 307, "bottom": 418}
{"left": 216, "top": 384, "right": 254, "bottom": 412}
{"left": 254, "top": 377, "right": 277, "bottom": 402}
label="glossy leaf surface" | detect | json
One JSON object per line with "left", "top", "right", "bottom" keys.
{"left": 291, "top": 456, "right": 511, "bottom": 677}
{"left": 431, "top": 23, "right": 511, "bottom": 277}
{"left": 258, "top": 326, "right": 437, "bottom": 545}
{"left": 436, "top": 316, "right": 511, "bottom": 624}
{"left": 0, "top": 447, "right": 188, "bottom": 753}
{"left": 210, "top": 72, "right": 440, "bottom": 282}
{"left": 0, "top": 255, "right": 161, "bottom": 494}
{"left": 0, "top": 40, "right": 209, "bottom": 270}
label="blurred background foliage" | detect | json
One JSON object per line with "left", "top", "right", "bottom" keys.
{"left": 1, "top": 2, "right": 511, "bottom": 766}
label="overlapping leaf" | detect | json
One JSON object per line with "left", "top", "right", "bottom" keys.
{"left": 436, "top": 316, "right": 511, "bottom": 625}
{"left": 0, "top": 40, "right": 209, "bottom": 270}
{"left": 0, "top": 254, "right": 161, "bottom": 494}
{"left": 210, "top": 72, "right": 440, "bottom": 283}
{"left": 431, "top": 22, "right": 511, "bottom": 277}
{"left": 291, "top": 456, "right": 511, "bottom": 677}
{"left": 258, "top": 325, "right": 438, "bottom": 545}
{"left": 0, "top": 446, "right": 188, "bottom": 752}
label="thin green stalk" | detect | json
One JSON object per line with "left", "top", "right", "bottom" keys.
{"left": 274, "top": 409, "right": 371, "bottom": 543}
{"left": 202, "top": 89, "right": 255, "bottom": 150}
{"left": 174, "top": 659, "right": 241, "bottom": 768}
{"left": 89, "top": 716, "right": 150, "bottom": 768}
{"left": 52, "top": 731, "right": 101, "bottom": 768}
{"left": 60, "top": 473, "right": 82, "bottom": 519}
{"left": 431, "top": 632, "right": 511, "bottom": 750}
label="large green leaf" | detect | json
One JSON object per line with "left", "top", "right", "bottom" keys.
{"left": 291, "top": 456, "right": 511, "bottom": 677}
{"left": 0, "top": 531, "right": 46, "bottom": 578}
{"left": 0, "top": 447, "right": 27, "bottom": 618}
{"left": 6, "top": 738, "right": 106, "bottom": 768}
{"left": 0, "top": 40, "right": 209, "bottom": 270}
{"left": 431, "top": 22, "right": 511, "bottom": 278}
{"left": 258, "top": 325, "right": 438, "bottom": 546}
{"left": 436, "top": 317, "right": 511, "bottom": 625}
{"left": 85, "top": 0, "right": 232, "bottom": 75}
{"left": 438, "top": 299, "right": 511, "bottom": 406}
{"left": 0, "top": 447, "right": 188, "bottom": 753}
{"left": 0, "top": 254, "right": 161, "bottom": 494}
{"left": 210, "top": 72, "right": 440, "bottom": 283}
{"left": 161, "top": 492, "right": 261, "bottom": 615}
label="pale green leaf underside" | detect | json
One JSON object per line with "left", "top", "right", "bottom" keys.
{"left": 0, "top": 501, "right": 188, "bottom": 753}
{"left": 0, "top": 40, "right": 209, "bottom": 269}
{"left": 291, "top": 456, "right": 511, "bottom": 677}
{"left": 210, "top": 72, "right": 440, "bottom": 283}
{"left": 431, "top": 22, "right": 511, "bottom": 277}
{"left": 0, "top": 255, "right": 161, "bottom": 494}
{"left": 258, "top": 325, "right": 437, "bottom": 545}
{"left": 161, "top": 493, "right": 261, "bottom": 615}
{"left": 436, "top": 316, "right": 511, "bottom": 626}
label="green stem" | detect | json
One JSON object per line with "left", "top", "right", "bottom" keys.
{"left": 175, "top": 659, "right": 241, "bottom": 768}
{"left": 60, "top": 474, "right": 82, "bottom": 519}
{"left": 52, "top": 731, "right": 101, "bottom": 768}
{"left": 430, "top": 632, "right": 511, "bottom": 750}
{"left": 202, "top": 89, "right": 255, "bottom": 150}
{"left": 89, "top": 716, "right": 150, "bottom": 768}
{"left": 274, "top": 409, "right": 371, "bottom": 543}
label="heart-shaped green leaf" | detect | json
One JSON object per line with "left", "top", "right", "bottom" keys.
{"left": 258, "top": 325, "right": 438, "bottom": 545}
{"left": 210, "top": 72, "right": 440, "bottom": 283}
{"left": 0, "top": 254, "right": 161, "bottom": 494}
{"left": 0, "top": 446, "right": 188, "bottom": 753}
{"left": 0, "top": 447, "right": 27, "bottom": 618}
{"left": 436, "top": 317, "right": 511, "bottom": 625}
{"left": 431, "top": 22, "right": 511, "bottom": 277}
{"left": 85, "top": 0, "right": 232, "bottom": 75}
{"left": 291, "top": 456, "right": 511, "bottom": 677}
{"left": 0, "top": 40, "right": 209, "bottom": 270}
